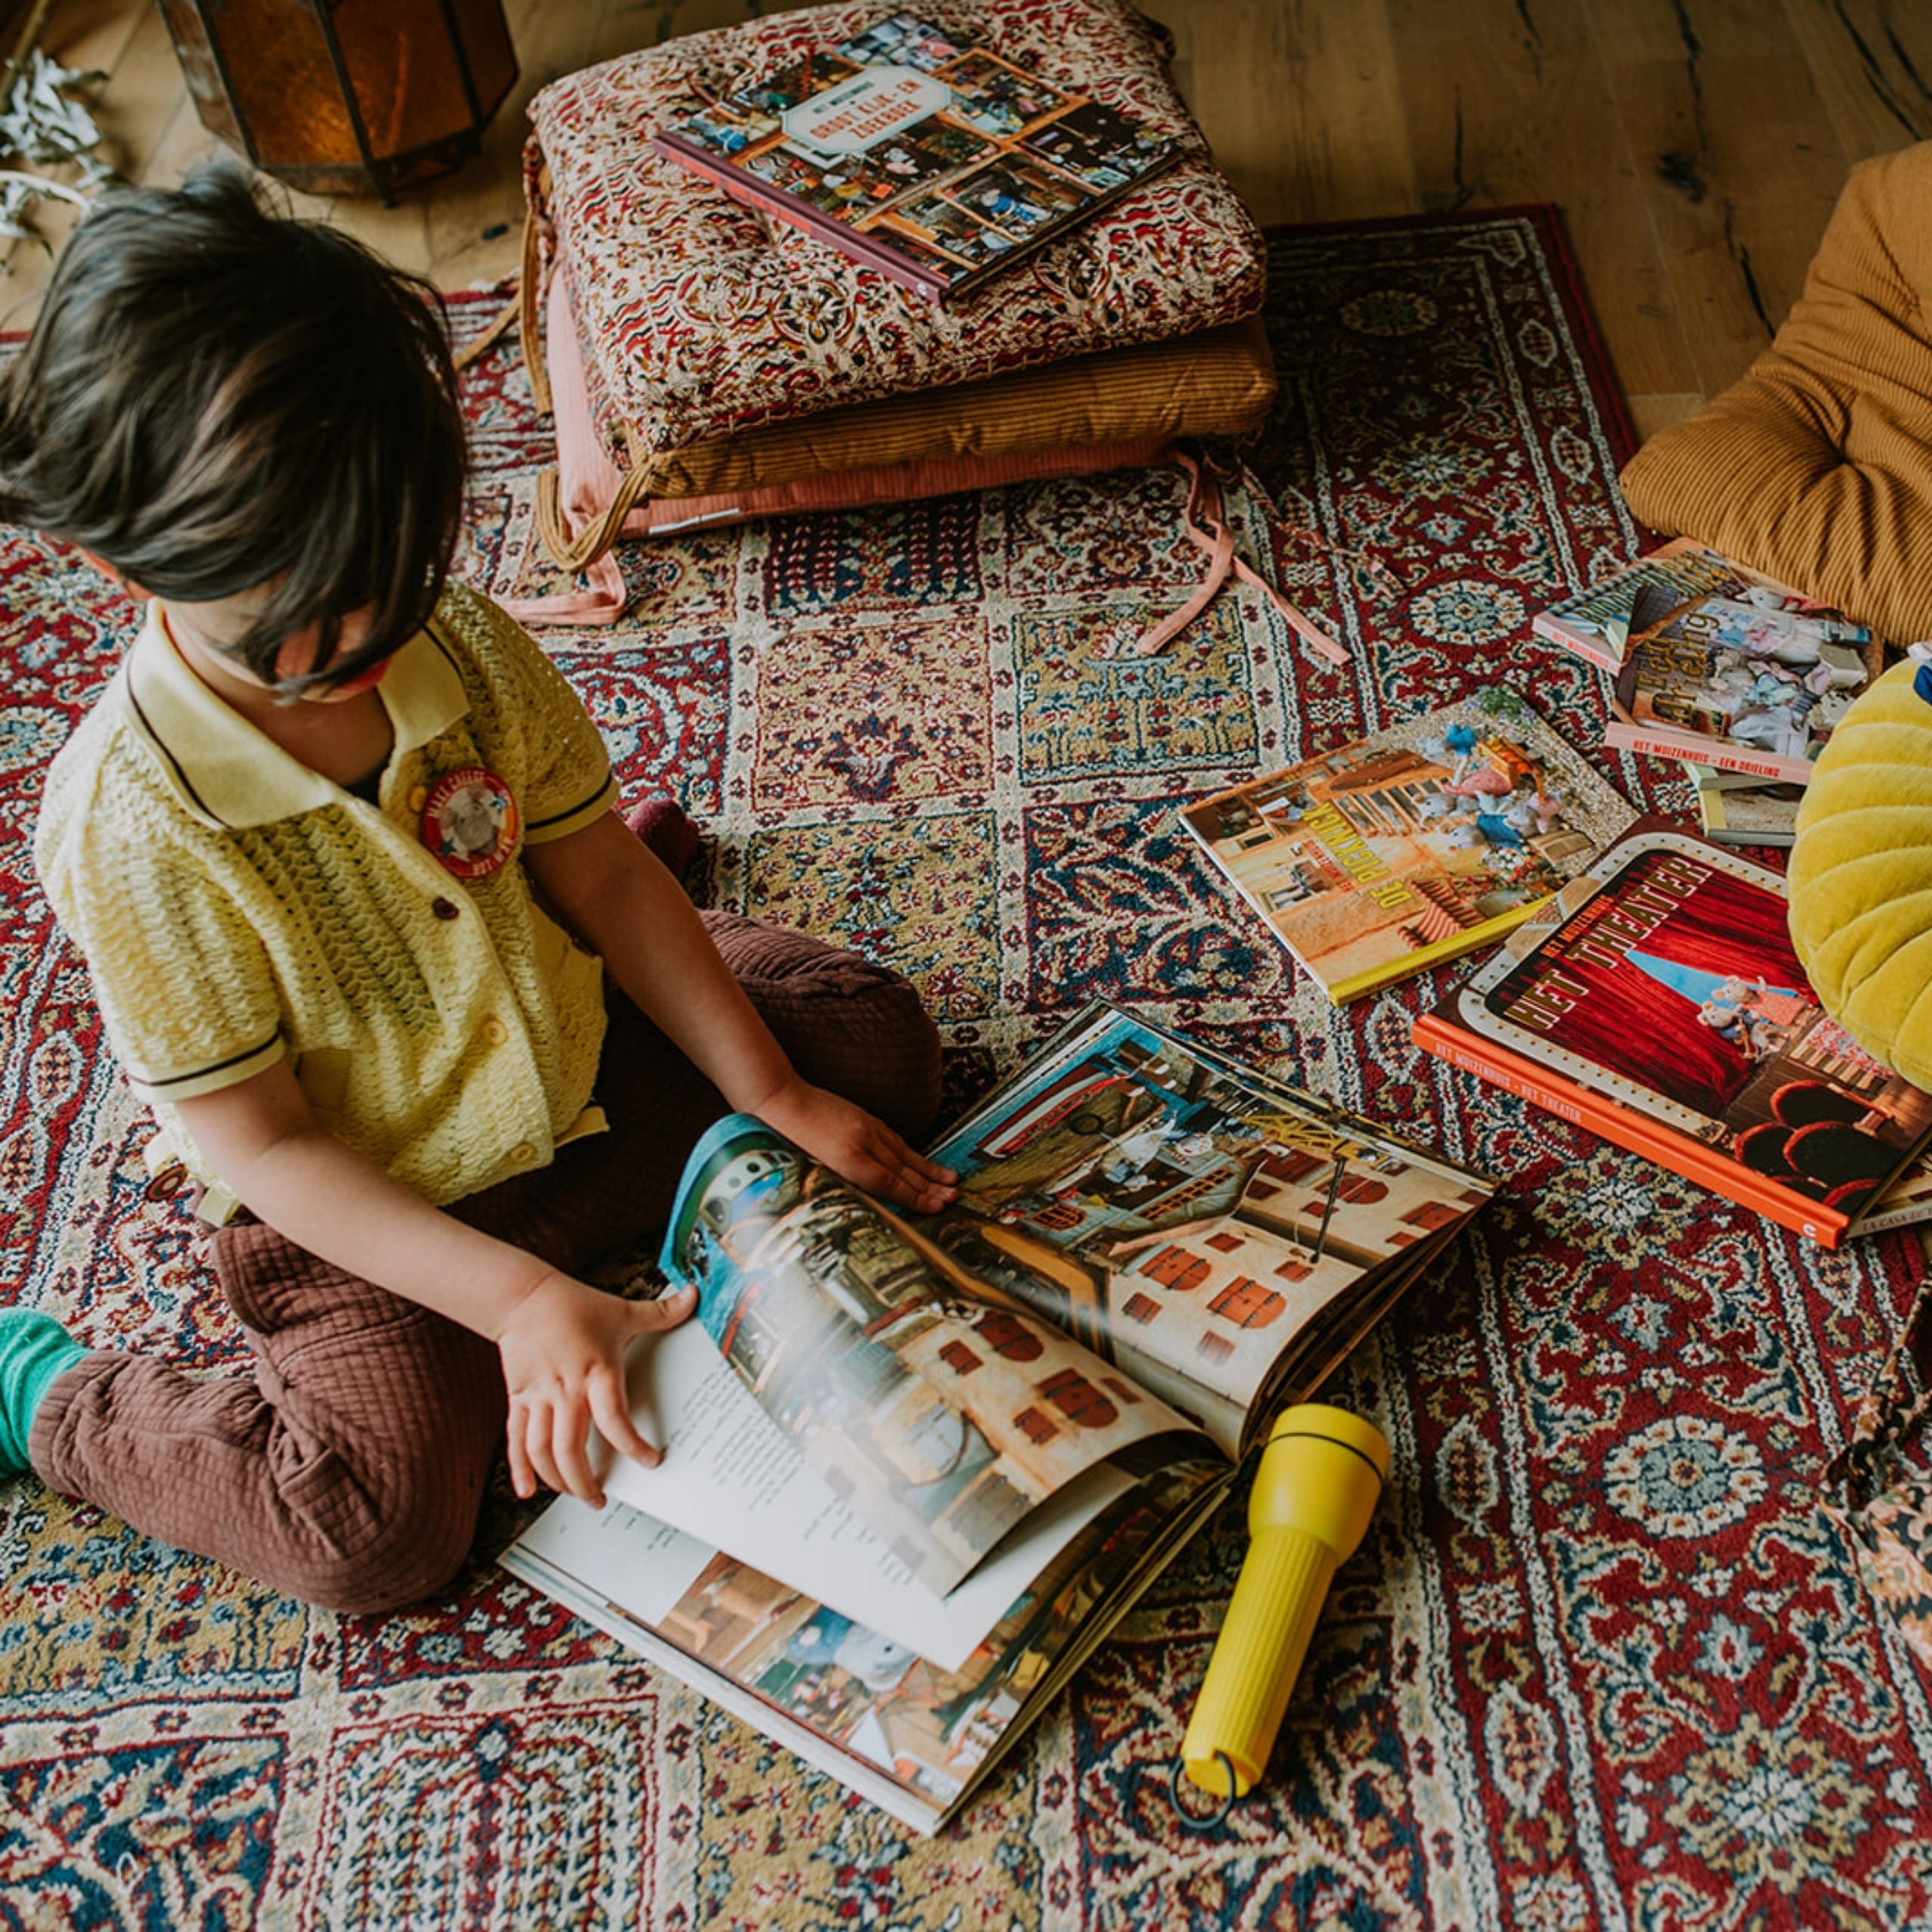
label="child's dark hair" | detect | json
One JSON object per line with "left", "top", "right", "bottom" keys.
{"left": 0, "top": 166, "right": 465, "bottom": 691}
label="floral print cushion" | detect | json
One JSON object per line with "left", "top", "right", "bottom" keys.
{"left": 523, "top": 0, "right": 1267, "bottom": 465}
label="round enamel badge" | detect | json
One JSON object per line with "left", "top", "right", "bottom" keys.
{"left": 421, "top": 767, "right": 520, "bottom": 879}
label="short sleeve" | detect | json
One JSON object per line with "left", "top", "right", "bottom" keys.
{"left": 35, "top": 749, "right": 286, "bottom": 1104}
{"left": 448, "top": 588, "right": 617, "bottom": 846}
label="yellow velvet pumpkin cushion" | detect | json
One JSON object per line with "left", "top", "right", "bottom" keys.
{"left": 1789, "top": 659, "right": 1932, "bottom": 1088}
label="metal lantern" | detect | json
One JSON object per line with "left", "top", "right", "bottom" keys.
{"left": 157, "top": 0, "right": 518, "bottom": 202}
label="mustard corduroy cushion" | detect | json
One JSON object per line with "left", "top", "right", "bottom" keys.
{"left": 1788, "top": 659, "right": 1932, "bottom": 1089}
{"left": 1619, "top": 139, "right": 1932, "bottom": 647}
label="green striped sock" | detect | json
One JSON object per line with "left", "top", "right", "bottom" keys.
{"left": 0, "top": 1309, "right": 85, "bottom": 1472}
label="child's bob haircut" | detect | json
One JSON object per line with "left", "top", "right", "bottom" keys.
{"left": 0, "top": 166, "right": 465, "bottom": 692}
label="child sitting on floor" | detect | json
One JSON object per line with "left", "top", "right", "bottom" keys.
{"left": 0, "top": 170, "right": 956, "bottom": 1614}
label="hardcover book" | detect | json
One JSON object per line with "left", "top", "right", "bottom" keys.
{"left": 1533, "top": 537, "right": 1746, "bottom": 673}
{"left": 1175, "top": 694, "right": 1638, "bottom": 1004}
{"left": 650, "top": 13, "right": 1183, "bottom": 300}
{"left": 1411, "top": 824, "right": 1932, "bottom": 1247}
{"left": 1690, "top": 764, "right": 1804, "bottom": 848}
{"left": 1534, "top": 540, "right": 1881, "bottom": 783}
{"left": 501, "top": 1004, "right": 1493, "bottom": 1831}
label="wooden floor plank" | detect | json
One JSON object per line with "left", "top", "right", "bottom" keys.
{"left": 1157, "top": 0, "right": 1417, "bottom": 228}
{"left": 1779, "top": 0, "right": 1932, "bottom": 162}
{"left": 1387, "top": 0, "right": 1701, "bottom": 415}
{"left": 42, "top": 0, "right": 140, "bottom": 82}
{"left": 1586, "top": 0, "right": 1854, "bottom": 401}
{"left": 422, "top": 0, "right": 614, "bottom": 282}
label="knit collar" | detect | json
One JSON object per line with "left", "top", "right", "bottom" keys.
{"left": 121, "top": 601, "right": 469, "bottom": 829}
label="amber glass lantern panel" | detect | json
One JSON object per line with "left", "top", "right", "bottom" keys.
{"left": 158, "top": 0, "right": 517, "bottom": 202}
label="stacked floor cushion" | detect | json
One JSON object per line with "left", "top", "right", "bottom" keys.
{"left": 1619, "top": 139, "right": 1932, "bottom": 647}
{"left": 515, "top": 0, "right": 1277, "bottom": 619}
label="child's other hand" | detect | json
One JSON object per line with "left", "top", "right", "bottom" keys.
{"left": 756, "top": 1079, "right": 958, "bottom": 1214}
{"left": 497, "top": 1272, "right": 698, "bottom": 1506}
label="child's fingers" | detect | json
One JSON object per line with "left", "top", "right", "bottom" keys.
{"left": 507, "top": 1400, "right": 540, "bottom": 1501}
{"left": 587, "top": 1360, "right": 658, "bottom": 1469}
{"left": 549, "top": 1398, "right": 605, "bottom": 1509}
{"left": 635, "top": 1281, "right": 699, "bottom": 1332}
{"left": 513, "top": 1395, "right": 569, "bottom": 1501}
{"left": 863, "top": 1128, "right": 958, "bottom": 1210}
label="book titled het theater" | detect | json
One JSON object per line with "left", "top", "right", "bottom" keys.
{"left": 502, "top": 1004, "right": 1492, "bottom": 1831}
{"left": 1412, "top": 823, "right": 1932, "bottom": 1248}
{"left": 651, "top": 13, "right": 1182, "bottom": 300}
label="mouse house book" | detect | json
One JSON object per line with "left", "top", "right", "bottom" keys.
{"left": 1175, "top": 694, "right": 1638, "bottom": 1005}
{"left": 650, "top": 13, "right": 1183, "bottom": 300}
{"left": 501, "top": 1003, "right": 1492, "bottom": 1831}
{"left": 1532, "top": 540, "right": 1882, "bottom": 783}
{"left": 1411, "top": 825, "right": 1932, "bottom": 1248}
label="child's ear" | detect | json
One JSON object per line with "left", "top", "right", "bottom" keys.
{"left": 72, "top": 546, "right": 153, "bottom": 601}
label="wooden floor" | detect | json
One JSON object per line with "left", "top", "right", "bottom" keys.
{"left": 5, "top": 0, "right": 1928, "bottom": 439}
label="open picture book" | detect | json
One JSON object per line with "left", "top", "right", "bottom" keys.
{"left": 1412, "top": 824, "right": 1932, "bottom": 1247}
{"left": 501, "top": 1004, "right": 1494, "bottom": 1831}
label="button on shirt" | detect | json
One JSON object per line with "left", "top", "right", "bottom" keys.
{"left": 34, "top": 583, "right": 620, "bottom": 1211}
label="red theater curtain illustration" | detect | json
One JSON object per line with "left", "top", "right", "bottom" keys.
{"left": 1494, "top": 854, "right": 1799, "bottom": 1118}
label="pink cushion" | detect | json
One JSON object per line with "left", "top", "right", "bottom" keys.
{"left": 501, "top": 263, "right": 1179, "bottom": 627}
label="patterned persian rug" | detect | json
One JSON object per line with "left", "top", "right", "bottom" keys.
{"left": 3, "top": 207, "right": 1930, "bottom": 1930}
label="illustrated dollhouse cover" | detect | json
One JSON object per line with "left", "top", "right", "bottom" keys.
{"left": 651, "top": 13, "right": 1181, "bottom": 300}
{"left": 1177, "top": 695, "right": 1638, "bottom": 1005}
{"left": 1414, "top": 825, "right": 1932, "bottom": 1247}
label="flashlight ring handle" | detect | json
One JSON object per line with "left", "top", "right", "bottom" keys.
{"left": 1165, "top": 1752, "right": 1239, "bottom": 1834}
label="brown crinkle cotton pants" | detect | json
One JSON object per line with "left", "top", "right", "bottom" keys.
{"left": 29, "top": 912, "right": 942, "bottom": 1614}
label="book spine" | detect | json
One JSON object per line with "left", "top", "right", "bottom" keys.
{"left": 649, "top": 133, "right": 952, "bottom": 300}
{"left": 1601, "top": 721, "right": 1811, "bottom": 786}
{"left": 1410, "top": 1011, "right": 1852, "bottom": 1249}
{"left": 1529, "top": 614, "right": 1617, "bottom": 674}
{"left": 1850, "top": 1192, "right": 1932, "bottom": 1236}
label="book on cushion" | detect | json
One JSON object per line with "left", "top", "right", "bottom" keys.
{"left": 652, "top": 13, "right": 1183, "bottom": 301}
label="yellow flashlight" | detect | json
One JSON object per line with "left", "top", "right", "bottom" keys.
{"left": 1179, "top": 1403, "right": 1390, "bottom": 1803}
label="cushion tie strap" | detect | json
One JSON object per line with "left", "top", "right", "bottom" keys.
{"left": 1134, "top": 448, "right": 1352, "bottom": 667}
{"left": 451, "top": 171, "right": 554, "bottom": 416}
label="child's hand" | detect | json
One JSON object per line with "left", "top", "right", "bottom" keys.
{"left": 756, "top": 1079, "right": 958, "bottom": 1214}
{"left": 496, "top": 1272, "right": 699, "bottom": 1506}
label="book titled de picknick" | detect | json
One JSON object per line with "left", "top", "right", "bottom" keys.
{"left": 1411, "top": 824, "right": 1932, "bottom": 1248}
{"left": 1175, "top": 694, "right": 1639, "bottom": 1005}
{"left": 1533, "top": 538, "right": 1884, "bottom": 784}
{"left": 649, "top": 14, "right": 1182, "bottom": 300}
{"left": 500, "top": 1004, "right": 1493, "bottom": 1832}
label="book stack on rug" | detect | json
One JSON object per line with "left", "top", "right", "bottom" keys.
{"left": 1531, "top": 537, "right": 1876, "bottom": 847}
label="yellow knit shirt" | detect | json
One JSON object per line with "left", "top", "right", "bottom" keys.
{"left": 34, "top": 583, "right": 619, "bottom": 1214}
